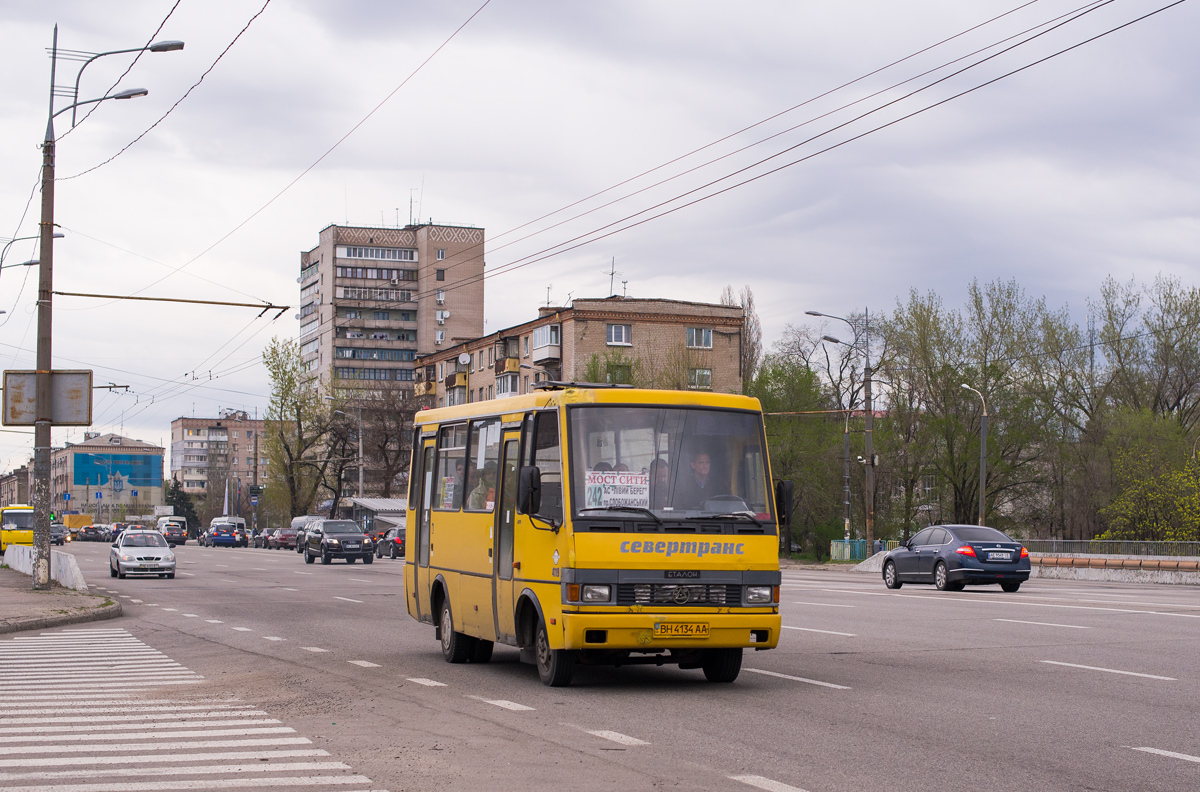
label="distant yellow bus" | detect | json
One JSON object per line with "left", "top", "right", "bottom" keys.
{"left": 0, "top": 505, "right": 35, "bottom": 552}
{"left": 404, "top": 385, "right": 783, "bottom": 686}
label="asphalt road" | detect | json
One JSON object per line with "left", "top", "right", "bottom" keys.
{"left": 18, "top": 539, "right": 1198, "bottom": 792}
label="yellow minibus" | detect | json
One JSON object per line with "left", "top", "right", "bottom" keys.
{"left": 0, "top": 504, "right": 35, "bottom": 552}
{"left": 404, "top": 385, "right": 783, "bottom": 686}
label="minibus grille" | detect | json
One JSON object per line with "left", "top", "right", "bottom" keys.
{"left": 617, "top": 584, "right": 740, "bottom": 606}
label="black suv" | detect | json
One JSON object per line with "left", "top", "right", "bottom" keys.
{"left": 303, "top": 519, "right": 374, "bottom": 565}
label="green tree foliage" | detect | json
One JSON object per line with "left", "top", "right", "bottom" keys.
{"left": 262, "top": 337, "right": 336, "bottom": 519}
{"left": 747, "top": 355, "right": 842, "bottom": 556}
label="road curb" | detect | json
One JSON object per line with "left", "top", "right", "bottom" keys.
{"left": 0, "top": 601, "right": 123, "bottom": 636}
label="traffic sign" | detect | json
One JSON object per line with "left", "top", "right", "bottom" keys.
{"left": 95, "top": 492, "right": 102, "bottom": 499}
{"left": 131, "top": 490, "right": 138, "bottom": 497}
{"left": 250, "top": 496, "right": 259, "bottom": 506}
{"left": 63, "top": 493, "right": 70, "bottom": 501}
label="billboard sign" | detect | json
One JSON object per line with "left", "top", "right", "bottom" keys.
{"left": 2, "top": 370, "right": 93, "bottom": 426}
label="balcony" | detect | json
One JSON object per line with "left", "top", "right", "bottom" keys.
{"left": 414, "top": 381, "right": 436, "bottom": 397}
{"left": 532, "top": 343, "right": 560, "bottom": 363}
{"left": 494, "top": 357, "right": 520, "bottom": 375}
{"left": 444, "top": 372, "right": 467, "bottom": 389}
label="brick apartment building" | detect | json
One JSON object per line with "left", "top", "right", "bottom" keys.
{"left": 299, "top": 222, "right": 486, "bottom": 391}
{"left": 169, "top": 410, "right": 265, "bottom": 497}
{"left": 0, "top": 465, "right": 29, "bottom": 507}
{"left": 417, "top": 296, "right": 745, "bottom": 405}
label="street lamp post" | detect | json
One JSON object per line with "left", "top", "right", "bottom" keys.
{"left": 1, "top": 232, "right": 63, "bottom": 269}
{"left": 961, "top": 383, "right": 988, "bottom": 526}
{"left": 808, "top": 309, "right": 875, "bottom": 545}
{"left": 29, "top": 26, "right": 178, "bottom": 589}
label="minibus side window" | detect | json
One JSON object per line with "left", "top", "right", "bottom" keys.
{"left": 408, "top": 427, "right": 423, "bottom": 503}
{"left": 463, "top": 418, "right": 501, "bottom": 512}
{"left": 531, "top": 412, "right": 563, "bottom": 523}
{"left": 434, "top": 424, "right": 468, "bottom": 510}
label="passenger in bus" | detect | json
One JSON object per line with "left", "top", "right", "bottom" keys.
{"left": 468, "top": 462, "right": 497, "bottom": 511}
{"left": 676, "top": 449, "right": 714, "bottom": 509}
{"left": 592, "top": 461, "right": 613, "bottom": 472}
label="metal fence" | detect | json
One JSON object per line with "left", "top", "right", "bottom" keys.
{"left": 1023, "top": 539, "right": 1200, "bottom": 557}
{"left": 829, "top": 539, "right": 904, "bottom": 561}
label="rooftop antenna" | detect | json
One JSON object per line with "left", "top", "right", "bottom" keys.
{"left": 546, "top": 284, "right": 552, "bottom": 306}
{"left": 409, "top": 190, "right": 416, "bottom": 225}
{"left": 622, "top": 280, "right": 628, "bottom": 297}
{"left": 605, "top": 257, "right": 622, "bottom": 296}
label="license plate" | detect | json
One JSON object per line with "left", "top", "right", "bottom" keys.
{"left": 653, "top": 622, "right": 709, "bottom": 638}
{"left": 346, "top": 543, "right": 360, "bottom": 549}
{"left": 987, "top": 551, "right": 1011, "bottom": 561}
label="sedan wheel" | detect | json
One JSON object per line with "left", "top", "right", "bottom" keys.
{"left": 883, "top": 561, "right": 902, "bottom": 589}
{"left": 1000, "top": 581, "right": 1021, "bottom": 593}
{"left": 109, "top": 563, "right": 117, "bottom": 578}
{"left": 390, "top": 545, "right": 398, "bottom": 560}
{"left": 934, "top": 561, "right": 950, "bottom": 591}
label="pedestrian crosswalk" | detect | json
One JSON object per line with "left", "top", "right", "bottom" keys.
{"left": 0, "top": 628, "right": 387, "bottom": 791}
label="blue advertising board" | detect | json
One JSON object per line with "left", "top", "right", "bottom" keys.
{"left": 73, "top": 453, "right": 163, "bottom": 488}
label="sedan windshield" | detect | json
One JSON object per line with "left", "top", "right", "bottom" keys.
{"left": 324, "top": 521, "right": 364, "bottom": 535}
{"left": 122, "top": 533, "right": 168, "bottom": 548}
{"left": 568, "top": 406, "right": 772, "bottom": 520}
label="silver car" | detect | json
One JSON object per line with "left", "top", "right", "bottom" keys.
{"left": 110, "top": 530, "right": 177, "bottom": 579}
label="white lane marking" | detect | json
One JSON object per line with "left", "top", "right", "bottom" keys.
{"left": 743, "top": 668, "right": 851, "bottom": 690}
{"left": 1040, "top": 660, "right": 1175, "bottom": 680}
{"left": 782, "top": 626, "right": 857, "bottom": 637}
{"left": 283, "top": 588, "right": 299, "bottom": 592}
{"left": 731, "top": 774, "right": 810, "bottom": 792}
{"left": 467, "top": 695, "right": 534, "bottom": 711}
{"left": 301, "top": 647, "right": 328, "bottom": 653}
{"left": 994, "top": 618, "right": 1088, "bottom": 629}
{"left": 1129, "top": 746, "right": 1200, "bottom": 764}
{"left": 205, "top": 620, "right": 224, "bottom": 624}
{"left": 183, "top": 614, "right": 199, "bottom": 618}
{"left": 118, "top": 596, "right": 131, "bottom": 599}
{"left": 129, "top": 599, "right": 143, "bottom": 604}
{"left": 0, "top": 761, "right": 352, "bottom": 781}
{"left": 0, "top": 749, "right": 331, "bottom": 769}
{"left": 0, "top": 736, "right": 313, "bottom": 755}
{"left": 586, "top": 729, "right": 648, "bottom": 746}
{"left": 347, "top": 578, "right": 370, "bottom": 583}
{"left": 790, "top": 601, "right": 855, "bottom": 608}
{"left": 218, "top": 579, "right": 238, "bottom": 584}
{"left": 347, "top": 660, "right": 380, "bottom": 668}
{"left": 0, "top": 704, "right": 258, "bottom": 717}
{"left": 406, "top": 678, "right": 446, "bottom": 687}
{"left": 0, "top": 718, "right": 280, "bottom": 734}
{"left": 161, "top": 608, "right": 178, "bottom": 612}
{"left": 263, "top": 637, "right": 285, "bottom": 642}
{"left": 231, "top": 627, "right": 252, "bottom": 632}
{"left": 180, "top": 572, "right": 195, "bottom": 576}
{"left": 216, "top": 564, "right": 230, "bottom": 568}
{"left": 6, "top": 726, "right": 296, "bottom": 743}
{"left": 333, "top": 596, "right": 363, "bottom": 604}
{"left": 294, "top": 572, "right": 313, "bottom": 576}
{"left": 0, "top": 773, "right": 372, "bottom": 789}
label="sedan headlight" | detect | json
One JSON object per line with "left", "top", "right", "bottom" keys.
{"left": 164, "top": 553, "right": 175, "bottom": 562}
{"left": 120, "top": 554, "right": 135, "bottom": 562}
{"left": 581, "top": 584, "right": 611, "bottom": 602}
{"left": 745, "top": 586, "right": 774, "bottom": 604}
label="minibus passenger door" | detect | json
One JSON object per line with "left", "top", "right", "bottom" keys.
{"left": 493, "top": 436, "right": 520, "bottom": 642}
{"left": 415, "top": 442, "right": 436, "bottom": 623}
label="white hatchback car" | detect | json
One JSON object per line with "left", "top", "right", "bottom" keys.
{"left": 110, "top": 530, "right": 177, "bottom": 579}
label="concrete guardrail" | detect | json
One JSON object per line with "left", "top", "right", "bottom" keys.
{"left": 1032, "top": 555, "right": 1200, "bottom": 572}
{"left": 2, "top": 545, "right": 89, "bottom": 591}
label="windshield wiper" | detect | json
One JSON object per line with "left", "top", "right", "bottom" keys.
{"left": 684, "top": 511, "right": 764, "bottom": 526}
{"left": 579, "top": 506, "right": 662, "bottom": 525}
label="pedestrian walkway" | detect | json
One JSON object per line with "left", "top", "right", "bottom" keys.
{"left": 0, "top": 627, "right": 387, "bottom": 791}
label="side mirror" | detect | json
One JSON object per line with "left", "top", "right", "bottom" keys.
{"left": 774, "top": 480, "right": 793, "bottom": 525}
{"left": 518, "top": 465, "right": 542, "bottom": 515}
{"left": 110, "top": 542, "right": 118, "bottom": 548}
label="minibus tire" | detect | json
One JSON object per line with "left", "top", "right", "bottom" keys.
{"left": 535, "top": 619, "right": 574, "bottom": 686}
{"left": 440, "top": 601, "right": 472, "bottom": 663}
{"left": 701, "top": 648, "right": 742, "bottom": 683}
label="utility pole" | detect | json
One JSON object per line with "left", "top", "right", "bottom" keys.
{"left": 842, "top": 412, "right": 851, "bottom": 541}
{"left": 31, "top": 27, "right": 59, "bottom": 588}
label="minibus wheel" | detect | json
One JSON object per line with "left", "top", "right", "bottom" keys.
{"left": 440, "top": 600, "right": 472, "bottom": 663}
{"left": 701, "top": 648, "right": 742, "bottom": 683}
{"left": 535, "top": 619, "right": 574, "bottom": 687}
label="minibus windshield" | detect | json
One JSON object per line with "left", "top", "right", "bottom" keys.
{"left": 568, "top": 406, "right": 772, "bottom": 522}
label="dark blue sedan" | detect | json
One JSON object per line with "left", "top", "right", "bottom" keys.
{"left": 882, "top": 524, "right": 1030, "bottom": 592}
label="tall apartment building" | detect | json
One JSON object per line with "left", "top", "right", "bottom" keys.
{"left": 170, "top": 410, "right": 265, "bottom": 497}
{"left": 299, "top": 223, "right": 486, "bottom": 391}
{"left": 417, "top": 296, "right": 745, "bottom": 406}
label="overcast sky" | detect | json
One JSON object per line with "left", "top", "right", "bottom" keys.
{"left": 1, "top": 0, "right": 1197, "bottom": 473}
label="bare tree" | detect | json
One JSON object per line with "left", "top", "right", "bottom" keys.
{"left": 722, "top": 285, "right": 763, "bottom": 391}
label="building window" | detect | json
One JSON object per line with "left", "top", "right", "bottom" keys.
{"left": 336, "top": 245, "right": 416, "bottom": 262}
{"left": 532, "top": 324, "right": 560, "bottom": 349}
{"left": 607, "top": 364, "right": 633, "bottom": 384}
{"left": 688, "top": 368, "right": 712, "bottom": 390}
{"left": 523, "top": 337, "right": 530, "bottom": 357}
{"left": 435, "top": 330, "right": 445, "bottom": 344}
{"left": 247, "top": 430, "right": 254, "bottom": 438}
{"left": 437, "top": 249, "right": 446, "bottom": 261}
{"left": 607, "top": 324, "right": 632, "bottom": 345}
{"left": 335, "top": 348, "right": 416, "bottom": 361}
{"left": 336, "top": 286, "right": 412, "bottom": 302}
{"left": 341, "top": 309, "right": 361, "bottom": 319}
{"left": 436, "top": 289, "right": 446, "bottom": 304}
{"left": 686, "top": 327, "right": 713, "bottom": 349}
{"left": 436, "top": 269, "right": 445, "bottom": 281}
{"left": 374, "top": 311, "right": 390, "bottom": 320}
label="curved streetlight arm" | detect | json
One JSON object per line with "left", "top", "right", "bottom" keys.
{"left": 961, "top": 383, "right": 988, "bottom": 525}
{"left": 52, "top": 89, "right": 148, "bottom": 122}
{"left": 71, "top": 41, "right": 183, "bottom": 127}
{"left": 960, "top": 383, "right": 988, "bottom": 416}
{"left": 1, "top": 232, "right": 63, "bottom": 267}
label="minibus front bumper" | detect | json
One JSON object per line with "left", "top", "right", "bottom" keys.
{"left": 560, "top": 611, "right": 780, "bottom": 651}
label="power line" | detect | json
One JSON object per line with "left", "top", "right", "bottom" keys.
{"left": 57, "top": 0, "right": 184, "bottom": 141}
{"left": 59, "top": 0, "right": 272, "bottom": 179}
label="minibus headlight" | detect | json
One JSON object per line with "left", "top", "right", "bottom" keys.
{"left": 581, "top": 585, "right": 611, "bottom": 602}
{"left": 745, "top": 586, "right": 773, "bottom": 604}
